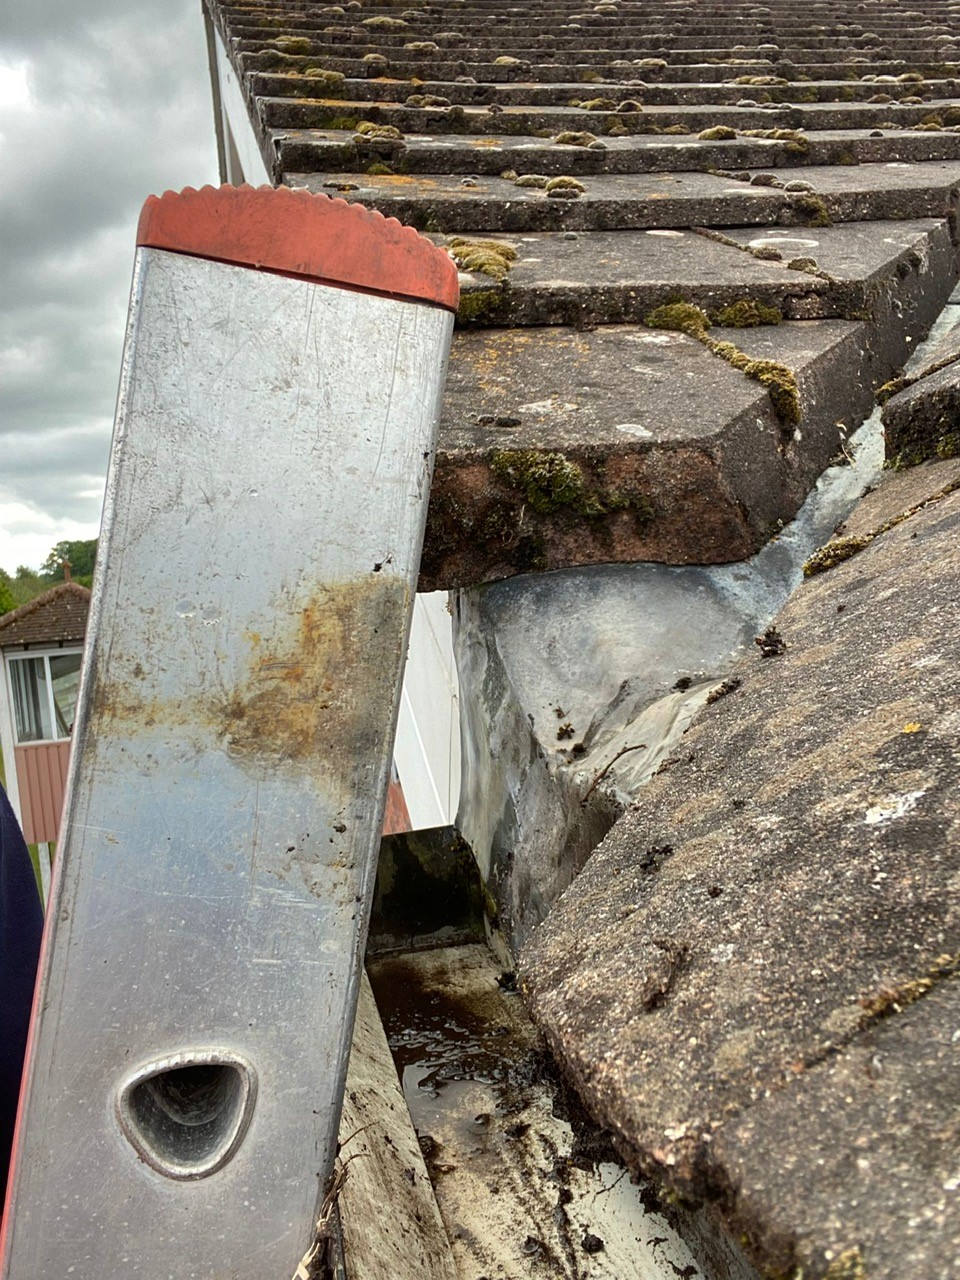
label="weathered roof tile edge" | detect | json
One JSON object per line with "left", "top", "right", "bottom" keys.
{"left": 0, "top": 581, "right": 91, "bottom": 647}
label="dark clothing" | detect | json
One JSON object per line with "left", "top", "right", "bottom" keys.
{"left": 0, "top": 785, "right": 42, "bottom": 1202}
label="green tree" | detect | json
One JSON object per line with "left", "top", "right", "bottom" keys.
{"left": 9, "top": 566, "right": 46, "bottom": 607}
{"left": 40, "top": 538, "right": 98, "bottom": 586}
{"left": 0, "top": 570, "right": 14, "bottom": 616}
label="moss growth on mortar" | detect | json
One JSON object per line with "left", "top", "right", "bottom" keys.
{"left": 361, "top": 14, "right": 408, "bottom": 27}
{"left": 365, "top": 161, "right": 395, "bottom": 175}
{"left": 488, "top": 452, "right": 654, "bottom": 530}
{"left": 804, "top": 475, "right": 960, "bottom": 572}
{"left": 877, "top": 353, "right": 960, "bottom": 465}
{"left": 255, "top": 49, "right": 297, "bottom": 69}
{"left": 876, "top": 376, "right": 909, "bottom": 404}
{"left": 582, "top": 97, "right": 618, "bottom": 111}
{"left": 491, "top": 450, "right": 606, "bottom": 516}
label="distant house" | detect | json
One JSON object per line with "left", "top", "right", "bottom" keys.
{"left": 0, "top": 582, "right": 91, "bottom": 893}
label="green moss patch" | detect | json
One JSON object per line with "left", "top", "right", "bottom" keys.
{"left": 698, "top": 125, "right": 738, "bottom": 140}
{"left": 793, "top": 193, "right": 832, "bottom": 227}
{"left": 803, "top": 534, "right": 873, "bottom": 577}
{"left": 554, "top": 131, "right": 597, "bottom": 146}
{"left": 741, "top": 127, "right": 810, "bottom": 154}
{"left": 456, "top": 289, "right": 506, "bottom": 324}
{"left": 648, "top": 306, "right": 801, "bottom": 423}
{"left": 707, "top": 345, "right": 801, "bottom": 425}
{"left": 489, "top": 451, "right": 652, "bottom": 529}
{"left": 545, "top": 175, "right": 585, "bottom": 198}
{"left": 272, "top": 35, "right": 312, "bottom": 54}
{"left": 804, "top": 475, "right": 960, "bottom": 573}
{"left": 302, "top": 68, "right": 346, "bottom": 94}
{"left": 645, "top": 303, "right": 712, "bottom": 337}
{"left": 889, "top": 422, "right": 960, "bottom": 468}
{"left": 492, "top": 450, "right": 605, "bottom": 515}
{"left": 447, "top": 237, "right": 518, "bottom": 282}
{"left": 354, "top": 121, "right": 403, "bottom": 141}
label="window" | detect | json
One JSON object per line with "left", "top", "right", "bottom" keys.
{"left": 8, "top": 651, "right": 83, "bottom": 744}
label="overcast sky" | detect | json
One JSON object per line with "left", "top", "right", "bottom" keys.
{"left": 0, "top": 0, "right": 219, "bottom": 574}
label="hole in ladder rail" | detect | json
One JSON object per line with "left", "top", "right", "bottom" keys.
{"left": 117, "top": 1051, "right": 257, "bottom": 1180}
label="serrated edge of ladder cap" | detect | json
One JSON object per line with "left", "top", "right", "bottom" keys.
{"left": 136, "top": 183, "right": 460, "bottom": 311}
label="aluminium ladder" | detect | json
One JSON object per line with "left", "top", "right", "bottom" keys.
{"left": 0, "top": 184, "right": 458, "bottom": 1279}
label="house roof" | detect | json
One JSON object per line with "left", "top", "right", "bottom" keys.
{"left": 205, "top": 0, "right": 960, "bottom": 590}
{"left": 203, "top": 3, "right": 960, "bottom": 1276}
{"left": 523, "top": 456, "right": 960, "bottom": 1280}
{"left": 0, "top": 582, "right": 91, "bottom": 648}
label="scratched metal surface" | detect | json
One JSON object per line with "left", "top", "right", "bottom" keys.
{"left": 2, "top": 248, "right": 453, "bottom": 1280}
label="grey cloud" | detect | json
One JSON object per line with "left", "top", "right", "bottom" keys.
{"left": 0, "top": 0, "right": 219, "bottom": 571}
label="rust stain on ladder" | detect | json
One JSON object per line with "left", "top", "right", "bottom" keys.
{"left": 88, "top": 576, "right": 410, "bottom": 772}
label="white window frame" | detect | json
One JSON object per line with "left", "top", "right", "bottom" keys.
{"left": 5, "top": 647, "right": 84, "bottom": 746}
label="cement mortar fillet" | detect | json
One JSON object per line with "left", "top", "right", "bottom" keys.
{"left": 453, "top": 399, "right": 887, "bottom": 957}
{"left": 520, "top": 473, "right": 960, "bottom": 1279}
